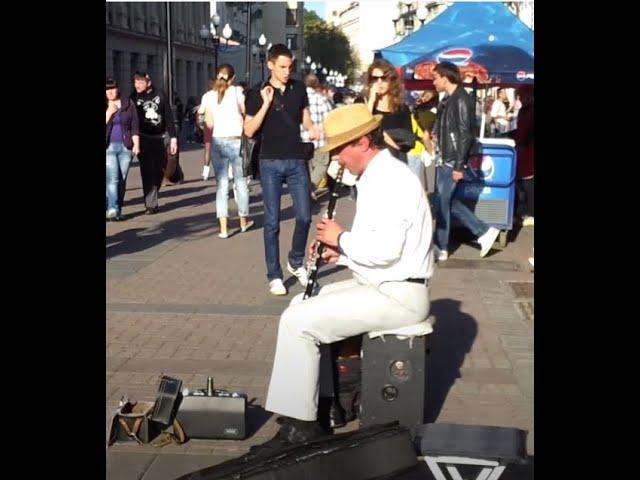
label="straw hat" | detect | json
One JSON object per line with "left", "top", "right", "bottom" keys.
{"left": 319, "top": 104, "right": 383, "bottom": 153}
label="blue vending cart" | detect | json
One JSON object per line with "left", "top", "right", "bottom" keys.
{"left": 453, "top": 138, "right": 517, "bottom": 248}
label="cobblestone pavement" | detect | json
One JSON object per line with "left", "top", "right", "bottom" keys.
{"left": 106, "top": 148, "right": 534, "bottom": 479}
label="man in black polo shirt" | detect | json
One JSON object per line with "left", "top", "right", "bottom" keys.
{"left": 245, "top": 44, "right": 320, "bottom": 295}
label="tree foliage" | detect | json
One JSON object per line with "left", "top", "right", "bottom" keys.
{"left": 303, "top": 9, "right": 359, "bottom": 82}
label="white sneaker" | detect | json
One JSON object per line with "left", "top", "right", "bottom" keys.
{"left": 478, "top": 227, "right": 500, "bottom": 257}
{"left": 269, "top": 279, "right": 287, "bottom": 296}
{"left": 287, "top": 262, "right": 309, "bottom": 287}
{"left": 106, "top": 209, "right": 118, "bottom": 220}
{"left": 522, "top": 216, "right": 534, "bottom": 227}
{"left": 437, "top": 249, "right": 448, "bottom": 261}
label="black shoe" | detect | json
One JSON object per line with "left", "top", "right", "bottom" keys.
{"left": 274, "top": 416, "right": 328, "bottom": 444}
{"left": 242, "top": 417, "right": 326, "bottom": 464}
{"left": 145, "top": 207, "right": 159, "bottom": 215}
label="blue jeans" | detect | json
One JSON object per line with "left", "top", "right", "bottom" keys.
{"left": 260, "top": 159, "right": 312, "bottom": 281}
{"left": 212, "top": 138, "right": 249, "bottom": 218}
{"left": 106, "top": 141, "right": 132, "bottom": 213}
{"left": 434, "top": 164, "right": 489, "bottom": 251}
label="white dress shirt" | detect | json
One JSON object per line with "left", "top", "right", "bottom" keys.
{"left": 338, "top": 148, "right": 435, "bottom": 286}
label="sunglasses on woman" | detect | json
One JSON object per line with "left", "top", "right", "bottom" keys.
{"left": 369, "top": 73, "right": 390, "bottom": 82}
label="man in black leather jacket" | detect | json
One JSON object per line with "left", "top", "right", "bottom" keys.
{"left": 432, "top": 62, "right": 499, "bottom": 260}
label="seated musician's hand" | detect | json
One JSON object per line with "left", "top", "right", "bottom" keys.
{"left": 320, "top": 246, "right": 341, "bottom": 264}
{"left": 315, "top": 218, "right": 344, "bottom": 248}
{"left": 307, "top": 240, "right": 318, "bottom": 259}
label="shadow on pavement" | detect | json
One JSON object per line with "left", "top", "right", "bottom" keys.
{"left": 106, "top": 212, "right": 214, "bottom": 258}
{"left": 124, "top": 185, "right": 210, "bottom": 208}
{"left": 108, "top": 181, "right": 350, "bottom": 260}
{"left": 245, "top": 403, "right": 274, "bottom": 439}
{"left": 424, "top": 299, "right": 478, "bottom": 423}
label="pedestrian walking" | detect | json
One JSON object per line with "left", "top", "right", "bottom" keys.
{"left": 432, "top": 62, "right": 500, "bottom": 260}
{"left": 203, "top": 64, "right": 253, "bottom": 238}
{"left": 130, "top": 71, "right": 178, "bottom": 214}
{"left": 106, "top": 78, "right": 139, "bottom": 220}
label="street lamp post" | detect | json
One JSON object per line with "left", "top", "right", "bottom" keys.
{"left": 200, "top": 14, "right": 223, "bottom": 73}
{"left": 211, "top": 14, "right": 221, "bottom": 72}
{"left": 258, "top": 34, "right": 267, "bottom": 82}
{"left": 165, "top": 2, "right": 174, "bottom": 106}
{"left": 393, "top": 1, "right": 428, "bottom": 38}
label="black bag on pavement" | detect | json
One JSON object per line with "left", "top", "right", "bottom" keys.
{"left": 175, "top": 423, "right": 417, "bottom": 480}
{"left": 176, "top": 392, "right": 247, "bottom": 440}
{"left": 413, "top": 423, "right": 532, "bottom": 480}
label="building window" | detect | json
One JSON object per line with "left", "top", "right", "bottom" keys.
{"left": 286, "top": 8, "right": 298, "bottom": 26}
{"left": 147, "top": 55, "right": 155, "bottom": 81}
{"left": 286, "top": 34, "right": 298, "bottom": 51}
{"left": 113, "top": 51, "right": 123, "bottom": 87}
{"left": 130, "top": 53, "right": 139, "bottom": 78}
{"left": 186, "top": 61, "right": 193, "bottom": 97}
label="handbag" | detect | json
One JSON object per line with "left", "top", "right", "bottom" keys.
{"left": 235, "top": 86, "right": 260, "bottom": 178}
{"left": 301, "top": 141, "right": 315, "bottom": 161}
{"left": 240, "top": 134, "right": 260, "bottom": 178}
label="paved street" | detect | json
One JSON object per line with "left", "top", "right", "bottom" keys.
{"left": 106, "top": 147, "right": 534, "bottom": 479}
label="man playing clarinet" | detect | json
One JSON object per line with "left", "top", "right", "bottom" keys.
{"left": 261, "top": 103, "right": 435, "bottom": 447}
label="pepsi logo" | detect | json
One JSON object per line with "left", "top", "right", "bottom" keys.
{"left": 469, "top": 155, "right": 495, "bottom": 180}
{"left": 480, "top": 155, "right": 495, "bottom": 179}
{"left": 437, "top": 48, "right": 473, "bottom": 66}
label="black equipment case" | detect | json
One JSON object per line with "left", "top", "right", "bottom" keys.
{"left": 176, "top": 423, "right": 418, "bottom": 480}
{"left": 176, "top": 392, "right": 247, "bottom": 440}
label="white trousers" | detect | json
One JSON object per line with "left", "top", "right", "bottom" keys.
{"left": 265, "top": 277, "right": 430, "bottom": 420}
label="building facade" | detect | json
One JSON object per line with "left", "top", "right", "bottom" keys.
{"left": 325, "top": 1, "right": 397, "bottom": 81}
{"left": 106, "top": 2, "right": 214, "bottom": 103}
{"left": 106, "top": 2, "right": 305, "bottom": 105}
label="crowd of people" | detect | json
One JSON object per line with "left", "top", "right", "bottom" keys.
{"left": 106, "top": 44, "right": 534, "bottom": 273}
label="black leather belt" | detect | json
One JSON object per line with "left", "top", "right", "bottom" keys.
{"left": 406, "top": 278, "right": 427, "bottom": 285}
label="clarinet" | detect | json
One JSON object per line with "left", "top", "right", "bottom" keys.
{"left": 303, "top": 166, "right": 345, "bottom": 300}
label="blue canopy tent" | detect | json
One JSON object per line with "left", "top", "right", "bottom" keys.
{"left": 377, "top": 2, "right": 533, "bottom": 87}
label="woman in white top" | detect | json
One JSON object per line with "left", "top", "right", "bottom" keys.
{"left": 204, "top": 64, "right": 253, "bottom": 238}
{"left": 490, "top": 88, "right": 512, "bottom": 135}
